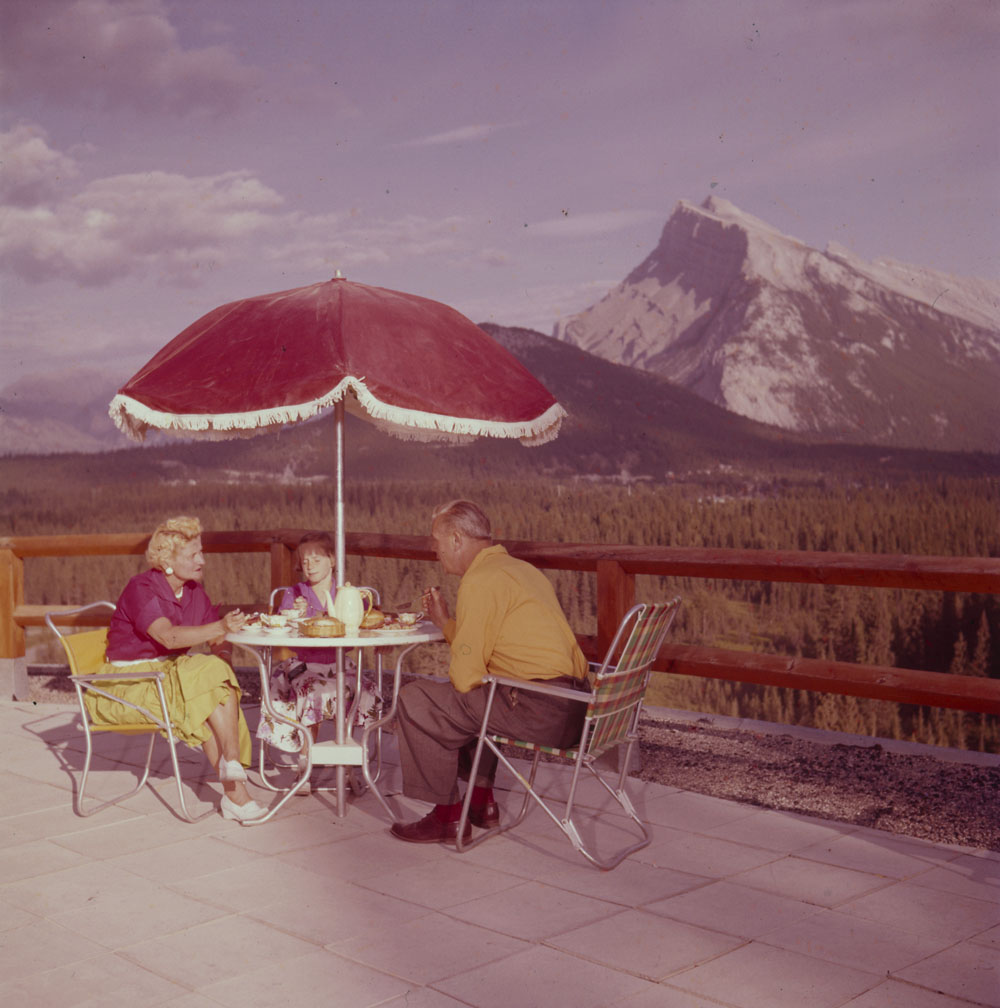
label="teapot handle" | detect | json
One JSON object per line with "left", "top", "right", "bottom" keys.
{"left": 359, "top": 587, "right": 375, "bottom": 612}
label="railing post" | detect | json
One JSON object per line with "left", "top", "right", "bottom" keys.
{"left": 0, "top": 548, "right": 29, "bottom": 699}
{"left": 270, "top": 541, "right": 295, "bottom": 598}
{"left": 596, "top": 559, "right": 635, "bottom": 657}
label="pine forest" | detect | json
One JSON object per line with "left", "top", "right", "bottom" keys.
{"left": 3, "top": 454, "right": 997, "bottom": 754}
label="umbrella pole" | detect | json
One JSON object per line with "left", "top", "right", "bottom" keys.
{"left": 335, "top": 399, "right": 346, "bottom": 588}
{"left": 334, "top": 399, "right": 348, "bottom": 815}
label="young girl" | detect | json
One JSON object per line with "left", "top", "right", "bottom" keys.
{"left": 255, "top": 532, "right": 381, "bottom": 787}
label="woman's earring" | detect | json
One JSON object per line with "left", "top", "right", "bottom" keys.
{"left": 164, "top": 566, "right": 174, "bottom": 575}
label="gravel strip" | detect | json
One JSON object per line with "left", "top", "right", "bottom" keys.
{"left": 637, "top": 715, "right": 1000, "bottom": 851}
{"left": 26, "top": 667, "right": 999, "bottom": 851}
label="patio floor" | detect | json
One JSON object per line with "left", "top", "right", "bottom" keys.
{"left": 2, "top": 699, "right": 997, "bottom": 1008}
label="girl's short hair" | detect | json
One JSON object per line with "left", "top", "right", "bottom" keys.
{"left": 146, "top": 516, "right": 202, "bottom": 570}
{"left": 296, "top": 531, "right": 336, "bottom": 569}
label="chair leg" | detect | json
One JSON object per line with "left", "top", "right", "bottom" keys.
{"left": 457, "top": 736, "right": 652, "bottom": 871}
{"left": 74, "top": 727, "right": 156, "bottom": 818}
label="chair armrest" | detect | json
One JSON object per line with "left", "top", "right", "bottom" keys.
{"left": 483, "top": 674, "right": 591, "bottom": 703}
{"left": 74, "top": 670, "right": 166, "bottom": 684}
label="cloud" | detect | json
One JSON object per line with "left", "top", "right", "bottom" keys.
{"left": 0, "top": 157, "right": 287, "bottom": 285}
{"left": 398, "top": 122, "right": 521, "bottom": 147}
{"left": 0, "top": 127, "right": 475, "bottom": 286}
{"left": 0, "top": 124, "right": 79, "bottom": 206}
{"left": 0, "top": 0, "right": 258, "bottom": 117}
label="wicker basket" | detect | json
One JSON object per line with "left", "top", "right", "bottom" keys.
{"left": 300, "top": 616, "right": 345, "bottom": 638}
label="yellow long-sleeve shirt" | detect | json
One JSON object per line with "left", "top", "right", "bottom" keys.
{"left": 442, "top": 544, "right": 587, "bottom": 693}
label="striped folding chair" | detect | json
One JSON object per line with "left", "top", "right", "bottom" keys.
{"left": 456, "top": 597, "right": 681, "bottom": 870}
{"left": 45, "top": 602, "right": 213, "bottom": 822}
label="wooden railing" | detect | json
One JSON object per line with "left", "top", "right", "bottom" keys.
{"left": 2, "top": 530, "right": 999, "bottom": 714}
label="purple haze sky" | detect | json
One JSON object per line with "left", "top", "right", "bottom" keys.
{"left": 1, "top": 0, "right": 997, "bottom": 387}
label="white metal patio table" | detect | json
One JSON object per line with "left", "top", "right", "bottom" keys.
{"left": 228, "top": 621, "right": 444, "bottom": 822}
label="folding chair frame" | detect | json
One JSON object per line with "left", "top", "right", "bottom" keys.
{"left": 456, "top": 598, "right": 681, "bottom": 870}
{"left": 45, "top": 602, "right": 214, "bottom": 822}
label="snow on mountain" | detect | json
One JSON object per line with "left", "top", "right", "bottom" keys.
{"left": 553, "top": 197, "right": 1000, "bottom": 452}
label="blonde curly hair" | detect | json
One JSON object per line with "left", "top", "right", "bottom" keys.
{"left": 146, "top": 516, "right": 202, "bottom": 571}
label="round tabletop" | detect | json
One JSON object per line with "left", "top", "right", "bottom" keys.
{"left": 226, "top": 619, "right": 444, "bottom": 649}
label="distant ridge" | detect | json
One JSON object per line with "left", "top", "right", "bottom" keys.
{"left": 553, "top": 197, "right": 1000, "bottom": 453}
{"left": 2, "top": 323, "right": 999, "bottom": 484}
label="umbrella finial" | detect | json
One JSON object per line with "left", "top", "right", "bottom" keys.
{"left": 332, "top": 269, "right": 345, "bottom": 280}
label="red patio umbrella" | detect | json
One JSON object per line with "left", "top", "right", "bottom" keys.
{"left": 109, "top": 275, "right": 565, "bottom": 575}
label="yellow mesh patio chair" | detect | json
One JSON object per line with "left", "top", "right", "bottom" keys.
{"left": 45, "top": 602, "right": 213, "bottom": 822}
{"left": 456, "top": 598, "right": 681, "bottom": 870}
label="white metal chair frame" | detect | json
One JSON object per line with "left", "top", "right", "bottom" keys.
{"left": 44, "top": 602, "right": 214, "bottom": 822}
{"left": 455, "top": 598, "right": 681, "bottom": 870}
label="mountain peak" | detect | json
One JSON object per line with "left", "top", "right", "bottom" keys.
{"left": 553, "top": 198, "right": 1000, "bottom": 452}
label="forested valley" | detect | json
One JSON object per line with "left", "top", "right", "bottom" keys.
{"left": 3, "top": 454, "right": 997, "bottom": 753}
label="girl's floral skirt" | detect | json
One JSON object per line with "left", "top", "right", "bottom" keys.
{"left": 256, "top": 658, "right": 382, "bottom": 753}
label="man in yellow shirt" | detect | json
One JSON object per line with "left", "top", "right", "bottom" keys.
{"left": 390, "top": 500, "right": 588, "bottom": 844}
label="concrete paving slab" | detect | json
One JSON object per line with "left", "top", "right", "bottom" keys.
{"left": 334, "top": 910, "right": 528, "bottom": 985}
{"left": 247, "top": 878, "right": 431, "bottom": 946}
{"left": 668, "top": 941, "right": 881, "bottom": 1008}
{"left": 636, "top": 827, "right": 782, "bottom": 877}
{"left": 842, "top": 879, "right": 1000, "bottom": 942}
{"left": 760, "top": 906, "right": 955, "bottom": 973}
{"left": 201, "top": 948, "right": 412, "bottom": 1007}
{"left": 546, "top": 906, "right": 743, "bottom": 981}
{"left": 120, "top": 913, "right": 318, "bottom": 989}
{"left": 3, "top": 699, "right": 996, "bottom": 1008}
{"left": 445, "top": 879, "right": 621, "bottom": 941}
{"left": 796, "top": 828, "right": 967, "bottom": 879}
{"left": 0, "top": 949, "right": 189, "bottom": 1006}
{"left": 895, "top": 938, "right": 1000, "bottom": 1006}
{"left": 909, "top": 852, "right": 1000, "bottom": 903}
{"left": 541, "top": 854, "right": 710, "bottom": 907}
{"left": 729, "top": 854, "right": 893, "bottom": 907}
{"left": 645, "top": 879, "right": 821, "bottom": 938}
{"left": 706, "top": 805, "right": 860, "bottom": 853}
{"left": 435, "top": 944, "right": 658, "bottom": 1008}
{"left": 841, "top": 979, "right": 993, "bottom": 1007}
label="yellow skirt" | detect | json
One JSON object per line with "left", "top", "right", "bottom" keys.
{"left": 86, "top": 653, "right": 252, "bottom": 765}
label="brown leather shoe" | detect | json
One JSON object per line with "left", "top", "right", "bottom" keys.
{"left": 390, "top": 810, "right": 472, "bottom": 844}
{"left": 468, "top": 801, "right": 500, "bottom": 829}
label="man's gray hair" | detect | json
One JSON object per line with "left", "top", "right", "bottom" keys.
{"left": 432, "top": 500, "right": 492, "bottom": 541}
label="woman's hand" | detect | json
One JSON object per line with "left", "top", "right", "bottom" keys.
{"left": 222, "top": 609, "right": 247, "bottom": 633}
{"left": 421, "top": 586, "right": 449, "bottom": 629}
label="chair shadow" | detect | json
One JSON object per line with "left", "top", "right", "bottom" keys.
{"left": 22, "top": 709, "right": 221, "bottom": 821}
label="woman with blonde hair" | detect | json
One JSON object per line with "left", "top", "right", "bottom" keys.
{"left": 97, "top": 516, "right": 265, "bottom": 821}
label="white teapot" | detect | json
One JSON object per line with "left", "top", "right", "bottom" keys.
{"left": 329, "top": 582, "right": 374, "bottom": 633}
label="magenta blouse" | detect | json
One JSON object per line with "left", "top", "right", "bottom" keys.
{"left": 106, "top": 568, "right": 219, "bottom": 661}
{"left": 278, "top": 582, "right": 339, "bottom": 664}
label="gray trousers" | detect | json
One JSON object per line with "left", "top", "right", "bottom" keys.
{"left": 395, "top": 677, "right": 587, "bottom": 805}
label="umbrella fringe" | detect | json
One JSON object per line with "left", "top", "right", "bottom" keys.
{"left": 109, "top": 380, "right": 565, "bottom": 445}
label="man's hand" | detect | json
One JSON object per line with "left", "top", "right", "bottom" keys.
{"left": 422, "top": 586, "right": 449, "bottom": 629}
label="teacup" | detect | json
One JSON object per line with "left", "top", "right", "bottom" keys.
{"left": 398, "top": 611, "right": 420, "bottom": 627}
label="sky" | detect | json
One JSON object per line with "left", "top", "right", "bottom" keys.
{"left": 1, "top": 0, "right": 997, "bottom": 388}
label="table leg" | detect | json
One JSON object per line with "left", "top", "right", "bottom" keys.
{"left": 335, "top": 648, "right": 346, "bottom": 817}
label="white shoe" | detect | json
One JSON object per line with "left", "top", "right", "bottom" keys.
{"left": 220, "top": 795, "right": 267, "bottom": 821}
{"left": 218, "top": 758, "right": 248, "bottom": 782}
